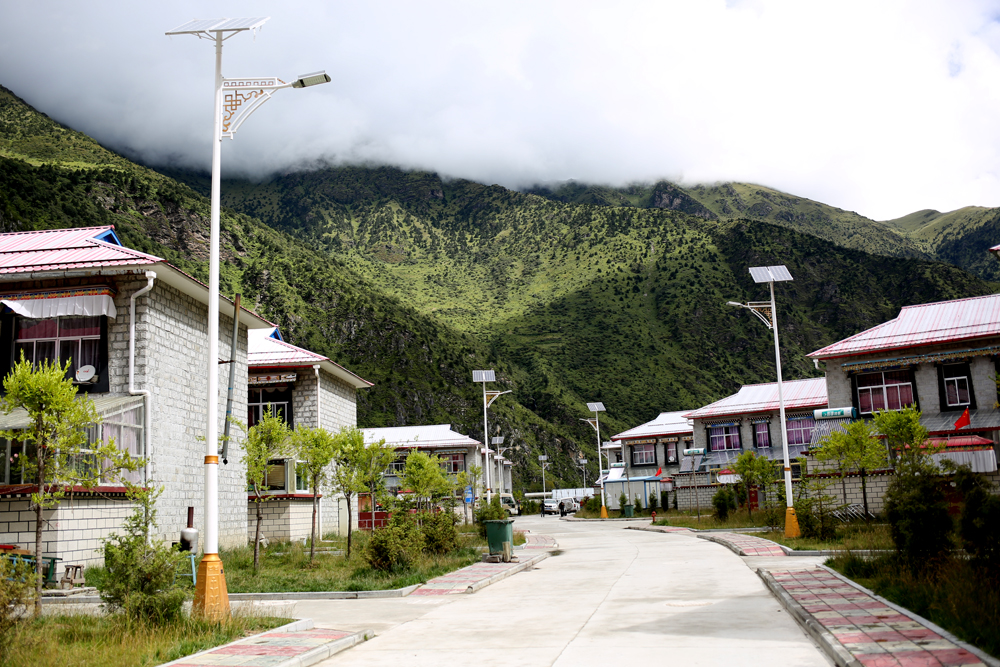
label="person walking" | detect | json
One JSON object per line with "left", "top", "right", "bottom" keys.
{"left": 559, "top": 500, "right": 566, "bottom": 517}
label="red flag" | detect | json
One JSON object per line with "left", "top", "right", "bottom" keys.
{"left": 954, "top": 407, "right": 971, "bottom": 430}
{"left": 655, "top": 467, "right": 662, "bottom": 477}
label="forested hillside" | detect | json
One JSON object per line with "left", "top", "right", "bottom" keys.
{"left": 2, "top": 82, "right": 996, "bottom": 492}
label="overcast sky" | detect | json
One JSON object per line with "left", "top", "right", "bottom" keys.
{"left": 2, "top": 1, "right": 1000, "bottom": 220}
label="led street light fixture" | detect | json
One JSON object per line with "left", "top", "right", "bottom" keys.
{"left": 293, "top": 71, "right": 331, "bottom": 88}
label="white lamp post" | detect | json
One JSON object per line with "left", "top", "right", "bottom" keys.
{"left": 726, "top": 264, "right": 801, "bottom": 538}
{"left": 581, "top": 402, "right": 608, "bottom": 518}
{"left": 578, "top": 457, "right": 588, "bottom": 487}
{"left": 538, "top": 454, "right": 549, "bottom": 504}
{"left": 473, "top": 370, "right": 510, "bottom": 503}
{"left": 492, "top": 436, "right": 505, "bottom": 495}
{"left": 166, "top": 17, "right": 329, "bottom": 620}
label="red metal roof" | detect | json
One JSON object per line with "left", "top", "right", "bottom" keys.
{"left": 249, "top": 327, "right": 373, "bottom": 388}
{"left": 924, "top": 435, "right": 994, "bottom": 449}
{"left": 0, "top": 226, "right": 164, "bottom": 273}
{"left": 809, "top": 294, "right": 1000, "bottom": 360}
{"left": 684, "top": 377, "right": 828, "bottom": 420}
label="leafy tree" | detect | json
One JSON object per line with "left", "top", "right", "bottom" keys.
{"left": 327, "top": 426, "right": 369, "bottom": 559}
{"left": 354, "top": 433, "right": 395, "bottom": 518}
{"left": 291, "top": 425, "right": 337, "bottom": 563}
{"left": 814, "top": 419, "right": 887, "bottom": 516}
{"left": 402, "top": 451, "right": 449, "bottom": 513}
{"left": 241, "top": 409, "right": 291, "bottom": 571}
{"left": 0, "top": 356, "right": 139, "bottom": 615}
{"left": 732, "top": 450, "right": 774, "bottom": 520}
{"left": 872, "top": 407, "right": 929, "bottom": 464}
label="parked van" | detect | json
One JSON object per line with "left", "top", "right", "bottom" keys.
{"left": 499, "top": 493, "right": 520, "bottom": 516}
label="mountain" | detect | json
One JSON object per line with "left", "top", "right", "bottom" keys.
{"left": 2, "top": 82, "right": 997, "bottom": 493}
{"left": 882, "top": 206, "right": 1000, "bottom": 282}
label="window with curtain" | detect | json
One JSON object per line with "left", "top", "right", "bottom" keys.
{"left": 631, "top": 444, "right": 655, "bottom": 466}
{"left": 856, "top": 370, "right": 915, "bottom": 414}
{"left": 786, "top": 417, "right": 816, "bottom": 446}
{"left": 709, "top": 425, "right": 740, "bottom": 451}
{"left": 754, "top": 422, "right": 771, "bottom": 448}
{"left": 15, "top": 316, "right": 101, "bottom": 380}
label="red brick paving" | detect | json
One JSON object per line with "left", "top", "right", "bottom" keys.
{"left": 768, "top": 569, "right": 989, "bottom": 667}
{"left": 706, "top": 532, "right": 787, "bottom": 556}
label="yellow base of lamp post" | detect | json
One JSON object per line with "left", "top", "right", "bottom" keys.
{"left": 600, "top": 505, "right": 608, "bottom": 519}
{"left": 193, "top": 553, "right": 230, "bottom": 621}
{"left": 784, "top": 507, "right": 801, "bottom": 538}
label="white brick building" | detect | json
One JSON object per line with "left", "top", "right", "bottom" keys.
{"left": 0, "top": 226, "right": 369, "bottom": 565}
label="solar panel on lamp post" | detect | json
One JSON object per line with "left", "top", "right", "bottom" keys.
{"left": 726, "top": 265, "right": 801, "bottom": 538}
{"left": 473, "top": 371, "right": 509, "bottom": 503}
{"left": 165, "top": 17, "right": 329, "bottom": 621}
{"left": 582, "top": 402, "right": 608, "bottom": 518}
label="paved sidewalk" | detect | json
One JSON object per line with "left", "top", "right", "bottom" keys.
{"left": 523, "top": 532, "right": 559, "bottom": 549}
{"left": 409, "top": 554, "right": 546, "bottom": 596}
{"left": 699, "top": 531, "right": 787, "bottom": 557}
{"left": 762, "top": 568, "right": 996, "bottom": 667}
{"left": 163, "top": 620, "right": 372, "bottom": 667}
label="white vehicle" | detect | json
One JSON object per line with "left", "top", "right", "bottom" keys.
{"left": 499, "top": 493, "right": 520, "bottom": 516}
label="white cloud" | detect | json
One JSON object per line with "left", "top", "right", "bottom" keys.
{"left": 2, "top": 0, "right": 999, "bottom": 220}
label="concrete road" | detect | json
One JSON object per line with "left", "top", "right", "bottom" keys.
{"left": 300, "top": 516, "right": 833, "bottom": 667}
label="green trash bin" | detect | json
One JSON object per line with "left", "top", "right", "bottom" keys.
{"left": 484, "top": 519, "right": 515, "bottom": 555}
{"left": 622, "top": 504, "right": 635, "bottom": 518}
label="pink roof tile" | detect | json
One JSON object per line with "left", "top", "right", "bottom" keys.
{"left": 248, "top": 328, "right": 373, "bottom": 388}
{"left": 0, "top": 226, "right": 163, "bottom": 273}
{"left": 808, "top": 294, "right": 1000, "bottom": 360}
{"left": 684, "top": 377, "right": 827, "bottom": 420}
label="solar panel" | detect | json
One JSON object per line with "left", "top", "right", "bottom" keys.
{"left": 587, "top": 402, "right": 606, "bottom": 412}
{"left": 491, "top": 436, "right": 505, "bottom": 445}
{"left": 472, "top": 370, "right": 495, "bottom": 382}
{"left": 749, "top": 265, "right": 793, "bottom": 283}
{"left": 166, "top": 17, "right": 270, "bottom": 35}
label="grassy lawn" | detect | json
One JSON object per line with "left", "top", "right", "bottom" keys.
{"left": 222, "top": 528, "right": 489, "bottom": 594}
{"left": 1, "top": 612, "right": 287, "bottom": 667}
{"left": 649, "top": 509, "right": 776, "bottom": 530}
{"left": 828, "top": 554, "right": 1000, "bottom": 659}
{"left": 758, "top": 523, "right": 893, "bottom": 551}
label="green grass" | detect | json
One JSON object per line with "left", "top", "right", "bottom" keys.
{"left": 760, "top": 522, "right": 893, "bottom": 551}
{"left": 829, "top": 554, "right": 1000, "bottom": 659}
{"left": 1, "top": 611, "right": 287, "bottom": 667}
{"left": 221, "top": 533, "right": 483, "bottom": 593}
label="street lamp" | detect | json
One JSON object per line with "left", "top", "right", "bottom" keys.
{"left": 538, "top": 454, "right": 549, "bottom": 503}
{"left": 473, "top": 370, "right": 510, "bottom": 503}
{"left": 166, "top": 16, "right": 329, "bottom": 620}
{"left": 492, "top": 436, "right": 505, "bottom": 495}
{"left": 578, "top": 458, "right": 588, "bottom": 487}
{"left": 581, "top": 402, "right": 608, "bottom": 518}
{"left": 726, "top": 264, "right": 800, "bottom": 538}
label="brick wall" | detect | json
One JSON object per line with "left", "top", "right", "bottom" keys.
{"left": 247, "top": 498, "right": 314, "bottom": 543}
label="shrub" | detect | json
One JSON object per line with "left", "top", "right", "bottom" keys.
{"left": 619, "top": 492, "right": 628, "bottom": 510}
{"left": 794, "top": 497, "right": 838, "bottom": 541}
{"left": 0, "top": 556, "right": 33, "bottom": 657}
{"left": 474, "top": 496, "right": 506, "bottom": 537}
{"left": 884, "top": 459, "right": 953, "bottom": 566}
{"left": 954, "top": 464, "right": 1000, "bottom": 567}
{"left": 648, "top": 491, "right": 659, "bottom": 513}
{"left": 672, "top": 490, "right": 678, "bottom": 510}
{"left": 365, "top": 512, "right": 424, "bottom": 572}
{"left": 99, "top": 486, "right": 188, "bottom": 624}
{"left": 660, "top": 490, "right": 670, "bottom": 512}
{"left": 585, "top": 496, "right": 602, "bottom": 513}
{"left": 634, "top": 494, "right": 643, "bottom": 512}
{"left": 422, "top": 511, "right": 458, "bottom": 554}
{"left": 712, "top": 486, "right": 737, "bottom": 521}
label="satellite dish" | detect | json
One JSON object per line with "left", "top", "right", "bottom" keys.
{"left": 76, "top": 365, "right": 96, "bottom": 383}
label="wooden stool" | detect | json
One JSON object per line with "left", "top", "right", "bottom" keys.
{"left": 60, "top": 564, "right": 85, "bottom": 589}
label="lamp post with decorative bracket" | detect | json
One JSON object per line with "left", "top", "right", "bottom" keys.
{"left": 473, "top": 370, "right": 510, "bottom": 503}
{"left": 581, "top": 402, "right": 607, "bottom": 517}
{"left": 165, "top": 17, "right": 329, "bottom": 620}
{"left": 727, "top": 264, "right": 800, "bottom": 538}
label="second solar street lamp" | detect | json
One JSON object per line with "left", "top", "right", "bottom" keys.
{"left": 165, "top": 17, "right": 329, "bottom": 620}
{"left": 726, "top": 265, "right": 800, "bottom": 538}
{"left": 581, "top": 402, "right": 608, "bottom": 518}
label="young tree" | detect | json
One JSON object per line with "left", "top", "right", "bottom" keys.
{"left": 291, "top": 425, "right": 337, "bottom": 563}
{"left": 354, "top": 433, "right": 395, "bottom": 518}
{"left": 872, "top": 406, "right": 930, "bottom": 464}
{"left": 328, "top": 426, "right": 374, "bottom": 558}
{"left": 402, "top": 450, "right": 449, "bottom": 513}
{"left": 1, "top": 356, "right": 139, "bottom": 616}
{"left": 732, "top": 450, "right": 774, "bottom": 520}
{"left": 467, "top": 463, "right": 483, "bottom": 517}
{"left": 241, "top": 409, "right": 291, "bottom": 571}
{"left": 814, "top": 419, "right": 887, "bottom": 516}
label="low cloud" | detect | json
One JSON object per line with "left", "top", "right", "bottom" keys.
{"left": 2, "top": 0, "right": 1000, "bottom": 220}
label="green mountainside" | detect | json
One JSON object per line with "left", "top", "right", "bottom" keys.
{"left": 882, "top": 206, "right": 1000, "bottom": 281}
{"left": 2, "top": 82, "right": 997, "bottom": 492}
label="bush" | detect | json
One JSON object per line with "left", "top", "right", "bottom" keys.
{"left": 884, "top": 460, "right": 953, "bottom": 566}
{"left": 99, "top": 486, "right": 188, "bottom": 624}
{"left": 522, "top": 499, "right": 541, "bottom": 515}
{"left": 365, "top": 512, "right": 424, "bottom": 572}
{"left": 794, "top": 497, "right": 838, "bottom": 541}
{"left": 619, "top": 492, "right": 628, "bottom": 510}
{"left": 660, "top": 490, "right": 670, "bottom": 512}
{"left": 712, "top": 486, "right": 737, "bottom": 521}
{"left": 421, "top": 511, "right": 458, "bottom": 554}
{"left": 585, "top": 496, "right": 602, "bottom": 513}
{"left": 474, "top": 496, "right": 506, "bottom": 537}
{"left": 672, "top": 490, "right": 678, "bottom": 510}
{"left": 648, "top": 491, "right": 659, "bottom": 513}
{"left": 955, "top": 465, "right": 1000, "bottom": 567}
{"left": 0, "top": 557, "right": 33, "bottom": 657}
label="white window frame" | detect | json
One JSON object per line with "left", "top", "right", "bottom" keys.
{"left": 943, "top": 370, "right": 971, "bottom": 408}
{"left": 631, "top": 444, "right": 656, "bottom": 466}
{"left": 856, "top": 371, "right": 915, "bottom": 415}
{"left": 709, "top": 425, "right": 741, "bottom": 451}
{"left": 15, "top": 316, "right": 102, "bottom": 381}
{"left": 754, "top": 422, "right": 771, "bottom": 448}
{"left": 786, "top": 417, "right": 815, "bottom": 446}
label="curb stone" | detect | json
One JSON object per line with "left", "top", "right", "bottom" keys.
{"left": 158, "top": 619, "right": 374, "bottom": 667}
{"left": 756, "top": 569, "right": 862, "bottom": 667}
{"left": 466, "top": 553, "right": 548, "bottom": 593}
{"left": 817, "top": 565, "right": 1000, "bottom": 667}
